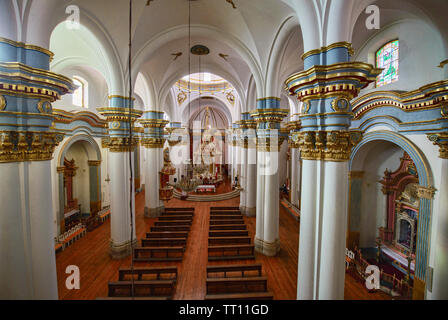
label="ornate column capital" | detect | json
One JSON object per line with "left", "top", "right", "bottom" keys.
{"left": 427, "top": 133, "right": 448, "bottom": 159}
{"left": 138, "top": 111, "right": 168, "bottom": 149}
{"left": 416, "top": 185, "right": 437, "bottom": 200}
{"left": 293, "top": 130, "right": 363, "bottom": 162}
{"left": 0, "top": 38, "right": 75, "bottom": 163}
{"left": 97, "top": 96, "right": 143, "bottom": 152}
{"left": 0, "top": 131, "right": 64, "bottom": 163}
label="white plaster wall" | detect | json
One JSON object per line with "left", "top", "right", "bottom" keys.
{"left": 66, "top": 144, "right": 90, "bottom": 214}
{"left": 359, "top": 143, "right": 403, "bottom": 248}
{"left": 52, "top": 66, "right": 109, "bottom": 113}
{"left": 278, "top": 140, "right": 289, "bottom": 187}
{"left": 98, "top": 139, "right": 111, "bottom": 209}
{"left": 355, "top": 19, "right": 446, "bottom": 94}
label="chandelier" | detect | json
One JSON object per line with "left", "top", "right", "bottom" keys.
{"left": 175, "top": 175, "right": 201, "bottom": 193}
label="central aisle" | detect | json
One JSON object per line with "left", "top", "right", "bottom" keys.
{"left": 55, "top": 190, "right": 390, "bottom": 300}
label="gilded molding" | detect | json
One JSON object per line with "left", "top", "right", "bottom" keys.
{"left": 0, "top": 94, "right": 5, "bottom": 110}
{"left": 37, "top": 99, "right": 52, "bottom": 114}
{"left": 301, "top": 42, "right": 354, "bottom": 61}
{"left": 0, "top": 37, "right": 54, "bottom": 61}
{"left": 0, "top": 131, "right": 63, "bottom": 162}
{"left": 88, "top": 160, "right": 102, "bottom": 166}
{"left": 427, "top": 133, "right": 448, "bottom": 159}
{"left": 141, "top": 137, "right": 166, "bottom": 149}
{"left": 256, "top": 136, "right": 287, "bottom": 152}
{"left": 102, "top": 137, "right": 139, "bottom": 152}
{"left": 352, "top": 80, "right": 448, "bottom": 119}
{"left": 139, "top": 119, "right": 169, "bottom": 128}
{"left": 293, "top": 130, "right": 363, "bottom": 161}
{"left": 416, "top": 185, "right": 437, "bottom": 199}
{"left": 108, "top": 95, "right": 135, "bottom": 101}
{"left": 57, "top": 166, "right": 65, "bottom": 173}
{"left": 441, "top": 104, "right": 448, "bottom": 118}
{"left": 331, "top": 96, "right": 351, "bottom": 112}
{"left": 349, "top": 171, "right": 364, "bottom": 179}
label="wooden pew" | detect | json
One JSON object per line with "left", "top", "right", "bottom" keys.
{"left": 118, "top": 267, "right": 178, "bottom": 281}
{"left": 155, "top": 220, "right": 191, "bottom": 226}
{"left": 210, "top": 211, "right": 242, "bottom": 215}
{"left": 142, "top": 238, "right": 187, "bottom": 248}
{"left": 206, "top": 264, "right": 262, "bottom": 278}
{"left": 209, "top": 224, "right": 247, "bottom": 231}
{"left": 134, "top": 247, "right": 184, "bottom": 262}
{"left": 97, "top": 297, "right": 170, "bottom": 300}
{"left": 204, "top": 292, "right": 274, "bottom": 300}
{"left": 210, "top": 220, "right": 244, "bottom": 225}
{"left": 211, "top": 206, "right": 240, "bottom": 211}
{"left": 206, "top": 277, "right": 268, "bottom": 294}
{"left": 163, "top": 211, "right": 194, "bottom": 217}
{"left": 151, "top": 226, "right": 190, "bottom": 232}
{"left": 158, "top": 215, "right": 193, "bottom": 221}
{"left": 146, "top": 231, "right": 188, "bottom": 239}
{"left": 210, "top": 215, "right": 243, "bottom": 220}
{"left": 208, "top": 237, "right": 251, "bottom": 245}
{"left": 208, "top": 244, "right": 255, "bottom": 261}
{"left": 108, "top": 280, "right": 175, "bottom": 298}
{"left": 165, "top": 207, "right": 194, "bottom": 212}
{"left": 209, "top": 230, "right": 249, "bottom": 237}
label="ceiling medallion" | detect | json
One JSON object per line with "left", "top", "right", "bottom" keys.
{"left": 191, "top": 45, "right": 210, "bottom": 56}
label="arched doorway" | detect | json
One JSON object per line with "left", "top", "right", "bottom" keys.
{"left": 349, "top": 130, "right": 434, "bottom": 299}
{"left": 57, "top": 135, "right": 102, "bottom": 234}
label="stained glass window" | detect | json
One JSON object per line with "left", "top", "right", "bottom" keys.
{"left": 376, "top": 40, "right": 399, "bottom": 87}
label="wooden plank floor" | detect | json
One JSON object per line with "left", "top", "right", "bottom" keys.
{"left": 56, "top": 190, "right": 390, "bottom": 300}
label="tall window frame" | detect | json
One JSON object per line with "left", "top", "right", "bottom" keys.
{"left": 375, "top": 39, "right": 399, "bottom": 87}
{"left": 72, "top": 76, "right": 89, "bottom": 108}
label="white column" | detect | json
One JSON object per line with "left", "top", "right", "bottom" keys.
{"left": 262, "top": 150, "right": 280, "bottom": 256}
{"left": 317, "top": 161, "right": 348, "bottom": 299}
{"left": 297, "top": 159, "right": 319, "bottom": 300}
{"left": 239, "top": 145, "right": 247, "bottom": 212}
{"left": 0, "top": 161, "right": 58, "bottom": 299}
{"left": 235, "top": 142, "right": 241, "bottom": 183}
{"left": 290, "top": 148, "right": 300, "bottom": 207}
{"left": 145, "top": 148, "right": 163, "bottom": 217}
{"left": 431, "top": 157, "right": 448, "bottom": 299}
{"left": 109, "top": 152, "right": 136, "bottom": 259}
{"left": 245, "top": 146, "right": 257, "bottom": 216}
{"left": 254, "top": 151, "right": 265, "bottom": 252}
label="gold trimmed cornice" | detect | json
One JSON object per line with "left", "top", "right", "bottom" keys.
{"left": 256, "top": 136, "right": 288, "bottom": 152}
{"left": 0, "top": 37, "right": 54, "bottom": 61}
{"left": 141, "top": 137, "right": 166, "bottom": 149}
{"left": 301, "top": 42, "right": 354, "bottom": 61}
{"left": 352, "top": 80, "right": 448, "bottom": 119}
{"left": 108, "top": 95, "right": 135, "bottom": 101}
{"left": 139, "top": 119, "right": 169, "bottom": 128}
{"left": 102, "top": 137, "right": 139, "bottom": 152}
{"left": 88, "top": 160, "right": 102, "bottom": 166}
{"left": 0, "top": 62, "right": 73, "bottom": 84}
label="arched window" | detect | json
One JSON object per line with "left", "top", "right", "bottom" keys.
{"left": 72, "top": 76, "right": 89, "bottom": 108}
{"left": 376, "top": 40, "right": 399, "bottom": 87}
